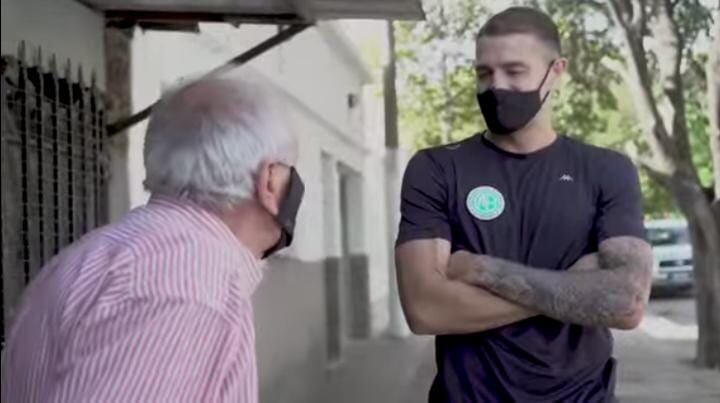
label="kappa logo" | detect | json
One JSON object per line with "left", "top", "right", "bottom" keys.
{"left": 559, "top": 174, "right": 574, "bottom": 182}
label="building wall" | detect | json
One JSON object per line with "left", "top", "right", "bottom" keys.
{"left": 1, "top": 4, "right": 395, "bottom": 398}
{"left": 0, "top": 0, "right": 106, "bottom": 87}
{"left": 124, "top": 22, "right": 391, "bottom": 403}
{"left": 0, "top": 0, "right": 136, "bottom": 262}
{"left": 0, "top": 0, "right": 108, "bottom": 340}
{"left": 252, "top": 257, "right": 327, "bottom": 403}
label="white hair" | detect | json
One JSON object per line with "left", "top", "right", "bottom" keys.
{"left": 143, "top": 75, "right": 296, "bottom": 209}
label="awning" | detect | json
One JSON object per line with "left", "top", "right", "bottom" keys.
{"left": 84, "top": 0, "right": 424, "bottom": 136}
{"left": 81, "top": 0, "right": 425, "bottom": 29}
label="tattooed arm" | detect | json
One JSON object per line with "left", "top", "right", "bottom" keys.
{"left": 448, "top": 236, "right": 652, "bottom": 329}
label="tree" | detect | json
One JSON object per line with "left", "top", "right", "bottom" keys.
{"left": 540, "top": 0, "right": 715, "bottom": 218}
{"left": 603, "top": 0, "right": 719, "bottom": 369}
{"left": 394, "top": 0, "right": 488, "bottom": 149}
{"left": 396, "top": 0, "right": 720, "bottom": 368}
{"left": 540, "top": 0, "right": 719, "bottom": 367}
{"left": 395, "top": 0, "right": 685, "bottom": 216}
{"left": 507, "top": 0, "right": 720, "bottom": 367}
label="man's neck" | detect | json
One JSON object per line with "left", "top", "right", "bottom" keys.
{"left": 218, "top": 203, "right": 276, "bottom": 260}
{"left": 485, "top": 124, "right": 557, "bottom": 154}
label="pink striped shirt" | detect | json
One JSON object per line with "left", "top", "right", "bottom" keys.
{"left": 1, "top": 196, "right": 263, "bottom": 402}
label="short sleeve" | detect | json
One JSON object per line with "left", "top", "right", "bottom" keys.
{"left": 396, "top": 151, "right": 452, "bottom": 246}
{"left": 594, "top": 151, "right": 646, "bottom": 242}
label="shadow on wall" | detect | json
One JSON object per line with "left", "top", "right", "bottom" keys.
{"left": 253, "top": 256, "right": 327, "bottom": 403}
{"left": 253, "top": 250, "right": 373, "bottom": 403}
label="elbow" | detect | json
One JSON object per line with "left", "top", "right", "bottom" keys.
{"left": 405, "top": 309, "right": 435, "bottom": 335}
{"left": 403, "top": 302, "right": 440, "bottom": 335}
{"left": 607, "top": 278, "right": 649, "bottom": 330}
{"left": 407, "top": 318, "right": 434, "bottom": 335}
{"left": 613, "top": 310, "right": 644, "bottom": 330}
{"left": 611, "top": 300, "right": 645, "bottom": 330}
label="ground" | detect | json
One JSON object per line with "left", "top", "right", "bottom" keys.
{"left": 310, "top": 290, "right": 720, "bottom": 403}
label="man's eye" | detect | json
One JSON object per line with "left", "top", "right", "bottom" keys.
{"left": 508, "top": 70, "right": 524, "bottom": 76}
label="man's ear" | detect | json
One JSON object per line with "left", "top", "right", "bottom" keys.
{"left": 551, "top": 57, "right": 568, "bottom": 89}
{"left": 256, "top": 160, "right": 280, "bottom": 216}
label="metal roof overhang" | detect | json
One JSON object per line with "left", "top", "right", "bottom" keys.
{"left": 81, "top": 0, "right": 424, "bottom": 30}
{"left": 80, "top": 0, "right": 424, "bottom": 135}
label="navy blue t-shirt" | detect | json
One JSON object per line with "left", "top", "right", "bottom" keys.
{"left": 396, "top": 134, "right": 645, "bottom": 402}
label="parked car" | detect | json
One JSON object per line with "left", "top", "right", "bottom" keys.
{"left": 645, "top": 219, "right": 694, "bottom": 291}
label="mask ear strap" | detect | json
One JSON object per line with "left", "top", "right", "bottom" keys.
{"left": 538, "top": 60, "right": 556, "bottom": 104}
{"left": 540, "top": 86, "right": 552, "bottom": 104}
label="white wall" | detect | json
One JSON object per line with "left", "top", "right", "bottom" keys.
{"left": 122, "top": 22, "right": 393, "bottom": 336}
{"left": 1, "top": 1, "right": 394, "bottom": 334}
{"left": 1, "top": 0, "right": 106, "bottom": 87}
{"left": 124, "top": 23, "right": 384, "bottom": 257}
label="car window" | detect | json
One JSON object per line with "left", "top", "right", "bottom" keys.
{"left": 645, "top": 226, "right": 690, "bottom": 246}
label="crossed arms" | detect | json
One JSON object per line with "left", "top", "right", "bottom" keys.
{"left": 395, "top": 235, "right": 652, "bottom": 334}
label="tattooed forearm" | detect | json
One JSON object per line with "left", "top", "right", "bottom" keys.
{"left": 460, "top": 237, "right": 652, "bottom": 329}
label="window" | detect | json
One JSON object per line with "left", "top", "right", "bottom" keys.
{"left": 1, "top": 45, "right": 108, "bottom": 346}
{"left": 645, "top": 226, "right": 690, "bottom": 247}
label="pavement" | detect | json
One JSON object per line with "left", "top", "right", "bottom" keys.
{"left": 311, "top": 294, "right": 720, "bottom": 403}
{"left": 310, "top": 334, "right": 434, "bottom": 403}
{"left": 613, "top": 330, "right": 719, "bottom": 403}
{"left": 614, "top": 291, "right": 719, "bottom": 403}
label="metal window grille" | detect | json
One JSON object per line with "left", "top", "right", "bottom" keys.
{"left": 1, "top": 43, "right": 109, "bottom": 346}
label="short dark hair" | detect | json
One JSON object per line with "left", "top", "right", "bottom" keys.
{"left": 477, "top": 7, "right": 561, "bottom": 56}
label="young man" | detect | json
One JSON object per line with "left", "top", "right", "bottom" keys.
{"left": 2, "top": 76, "right": 304, "bottom": 402}
{"left": 395, "top": 7, "right": 652, "bottom": 402}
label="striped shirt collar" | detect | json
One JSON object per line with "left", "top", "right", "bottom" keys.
{"left": 147, "top": 194, "right": 263, "bottom": 282}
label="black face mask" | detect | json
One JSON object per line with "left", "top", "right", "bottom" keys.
{"left": 476, "top": 61, "right": 555, "bottom": 135}
{"left": 262, "top": 167, "right": 305, "bottom": 259}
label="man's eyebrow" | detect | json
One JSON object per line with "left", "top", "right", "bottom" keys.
{"left": 475, "top": 61, "right": 529, "bottom": 70}
{"left": 500, "top": 61, "right": 529, "bottom": 69}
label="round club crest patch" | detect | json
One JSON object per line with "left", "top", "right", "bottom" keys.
{"left": 466, "top": 186, "right": 505, "bottom": 221}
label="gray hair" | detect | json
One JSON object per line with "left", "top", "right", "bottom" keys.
{"left": 143, "top": 75, "right": 296, "bottom": 209}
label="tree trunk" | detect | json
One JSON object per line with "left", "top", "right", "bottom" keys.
{"left": 708, "top": 6, "right": 719, "bottom": 198}
{"left": 687, "top": 215, "right": 720, "bottom": 369}
{"left": 607, "top": 0, "right": 720, "bottom": 369}
{"left": 697, "top": 2, "right": 720, "bottom": 370}
{"left": 384, "top": 22, "right": 399, "bottom": 150}
{"left": 670, "top": 176, "right": 720, "bottom": 369}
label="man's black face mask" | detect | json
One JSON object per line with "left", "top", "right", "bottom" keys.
{"left": 263, "top": 167, "right": 305, "bottom": 259}
{"left": 476, "top": 60, "right": 555, "bottom": 135}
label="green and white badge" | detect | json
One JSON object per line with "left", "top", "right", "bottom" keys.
{"left": 466, "top": 186, "right": 505, "bottom": 221}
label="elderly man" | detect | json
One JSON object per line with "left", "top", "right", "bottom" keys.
{"left": 1, "top": 76, "right": 304, "bottom": 402}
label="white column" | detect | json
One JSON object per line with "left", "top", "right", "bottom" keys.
{"left": 322, "top": 154, "right": 343, "bottom": 259}
{"left": 385, "top": 147, "right": 411, "bottom": 337}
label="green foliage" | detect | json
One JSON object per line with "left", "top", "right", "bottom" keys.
{"left": 685, "top": 52, "right": 715, "bottom": 189}
{"left": 394, "top": 0, "right": 489, "bottom": 149}
{"left": 543, "top": 0, "right": 622, "bottom": 142}
{"left": 546, "top": 0, "right": 715, "bottom": 216}
{"left": 394, "top": 0, "right": 715, "bottom": 217}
